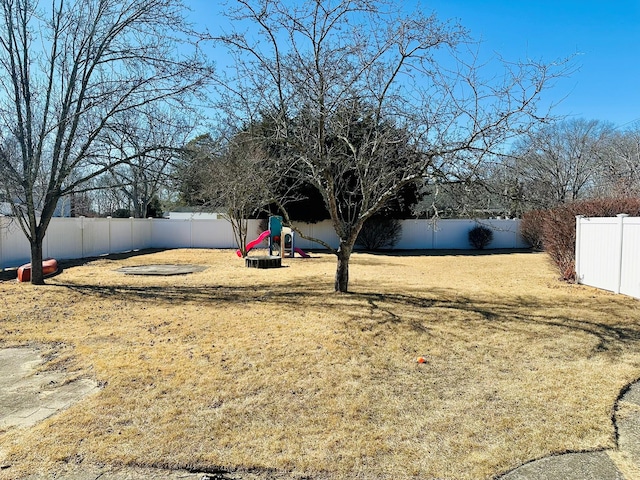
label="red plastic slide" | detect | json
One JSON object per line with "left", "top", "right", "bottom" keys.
{"left": 294, "top": 247, "right": 310, "bottom": 258}
{"left": 236, "top": 230, "right": 271, "bottom": 257}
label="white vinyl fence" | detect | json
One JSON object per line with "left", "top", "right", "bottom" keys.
{"left": 575, "top": 215, "right": 640, "bottom": 299}
{"left": 0, "top": 216, "right": 527, "bottom": 270}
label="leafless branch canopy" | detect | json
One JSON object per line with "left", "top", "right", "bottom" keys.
{"left": 0, "top": 0, "right": 213, "bottom": 283}
{"left": 0, "top": 0, "right": 212, "bottom": 226}
{"left": 214, "top": 0, "right": 573, "bottom": 291}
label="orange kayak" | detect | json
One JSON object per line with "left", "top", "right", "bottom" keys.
{"left": 17, "top": 258, "right": 58, "bottom": 282}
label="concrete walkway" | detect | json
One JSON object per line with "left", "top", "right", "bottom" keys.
{"left": 499, "top": 381, "right": 640, "bottom": 479}
{"left": 0, "top": 348, "right": 99, "bottom": 431}
{"left": 2, "top": 346, "right": 640, "bottom": 479}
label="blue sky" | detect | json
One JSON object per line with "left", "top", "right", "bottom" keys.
{"left": 424, "top": 1, "right": 640, "bottom": 128}
{"left": 188, "top": 0, "right": 640, "bottom": 128}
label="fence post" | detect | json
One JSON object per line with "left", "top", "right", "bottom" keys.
{"left": 575, "top": 215, "right": 583, "bottom": 284}
{"left": 107, "top": 217, "right": 112, "bottom": 254}
{"left": 80, "top": 216, "right": 85, "bottom": 259}
{"left": 146, "top": 217, "right": 152, "bottom": 250}
{"left": 150, "top": 217, "right": 155, "bottom": 249}
{"left": 0, "top": 217, "right": 4, "bottom": 270}
{"left": 614, "top": 214, "right": 628, "bottom": 294}
{"left": 130, "top": 217, "right": 134, "bottom": 252}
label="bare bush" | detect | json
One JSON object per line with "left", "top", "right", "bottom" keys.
{"left": 520, "top": 210, "right": 547, "bottom": 250}
{"left": 468, "top": 225, "right": 494, "bottom": 249}
{"left": 356, "top": 217, "right": 402, "bottom": 251}
{"left": 538, "top": 198, "right": 640, "bottom": 281}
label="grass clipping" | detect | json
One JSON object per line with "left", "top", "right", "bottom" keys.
{"left": 1, "top": 249, "right": 640, "bottom": 479}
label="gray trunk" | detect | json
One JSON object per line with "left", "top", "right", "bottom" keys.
{"left": 334, "top": 244, "right": 352, "bottom": 292}
{"left": 29, "top": 236, "right": 45, "bottom": 285}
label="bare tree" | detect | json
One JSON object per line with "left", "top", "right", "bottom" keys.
{"left": 505, "top": 119, "right": 615, "bottom": 209}
{"left": 82, "top": 176, "right": 132, "bottom": 216}
{"left": 216, "top": 0, "right": 572, "bottom": 292}
{"left": 103, "top": 108, "right": 194, "bottom": 218}
{"left": 179, "top": 130, "right": 297, "bottom": 256}
{"left": 601, "top": 123, "right": 640, "bottom": 197}
{"left": 0, "top": 0, "right": 212, "bottom": 283}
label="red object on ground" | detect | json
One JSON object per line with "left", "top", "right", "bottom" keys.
{"left": 17, "top": 258, "right": 59, "bottom": 282}
{"left": 236, "top": 230, "right": 271, "bottom": 257}
{"left": 417, "top": 356, "right": 427, "bottom": 364}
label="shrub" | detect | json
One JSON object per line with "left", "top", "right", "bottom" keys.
{"left": 111, "top": 208, "right": 131, "bottom": 218}
{"left": 542, "top": 206, "right": 577, "bottom": 281}
{"left": 145, "top": 196, "right": 164, "bottom": 218}
{"left": 356, "top": 216, "right": 402, "bottom": 250}
{"left": 468, "top": 225, "right": 494, "bottom": 249}
{"left": 535, "top": 197, "right": 640, "bottom": 282}
{"left": 520, "top": 209, "right": 546, "bottom": 250}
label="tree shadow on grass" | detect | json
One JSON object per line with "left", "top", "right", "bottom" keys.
{"left": 361, "top": 248, "right": 536, "bottom": 257}
{"left": 57, "top": 248, "right": 172, "bottom": 269}
{"left": 0, "top": 249, "right": 172, "bottom": 282}
{"left": 364, "top": 290, "right": 640, "bottom": 357}
{"left": 52, "top": 276, "right": 640, "bottom": 357}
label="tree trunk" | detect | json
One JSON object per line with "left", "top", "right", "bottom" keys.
{"left": 334, "top": 243, "right": 352, "bottom": 293}
{"left": 29, "top": 234, "right": 45, "bottom": 285}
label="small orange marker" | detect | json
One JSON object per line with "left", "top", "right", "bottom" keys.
{"left": 417, "top": 356, "right": 427, "bottom": 364}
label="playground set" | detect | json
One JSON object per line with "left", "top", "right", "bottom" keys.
{"left": 237, "top": 216, "right": 310, "bottom": 260}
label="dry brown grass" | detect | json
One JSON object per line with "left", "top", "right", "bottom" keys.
{"left": 1, "top": 249, "right": 640, "bottom": 479}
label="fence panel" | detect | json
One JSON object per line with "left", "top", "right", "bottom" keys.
{"left": 191, "top": 219, "right": 230, "bottom": 248}
{"left": 109, "top": 218, "right": 136, "bottom": 253}
{"left": 620, "top": 218, "right": 640, "bottom": 299}
{"left": 132, "top": 219, "right": 153, "bottom": 250}
{"left": 80, "top": 217, "right": 112, "bottom": 257}
{"left": 484, "top": 219, "right": 526, "bottom": 249}
{"left": 44, "top": 218, "right": 84, "bottom": 260}
{"left": 2, "top": 216, "right": 526, "bottom": 270}
{"left": 151, "top": 219, "right": 192, "bottom": 248}
{"left": 432, "top": 219, "right": 475, "bottom": 249}
{"left": 575, "top": 217, "right": 620, "bottom": 293}
{"left": 291, "top": 220, "right": 337, "bottom": 250}
{"left": 0, "top": 218, "right": 30, "bottom": 268}
{"left": 394, "top": 220, "right": 434, "bottom": 249}
{"left": 576, "top": 215, "right": 640, "bottom": 299}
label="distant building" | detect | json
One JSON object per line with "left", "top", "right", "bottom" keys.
{"left": 168, "top": 207, "right": 224, "bottom": 220}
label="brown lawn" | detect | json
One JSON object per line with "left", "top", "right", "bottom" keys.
{"left": 1, "top": 249, "right": 639, "bottom": 479}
